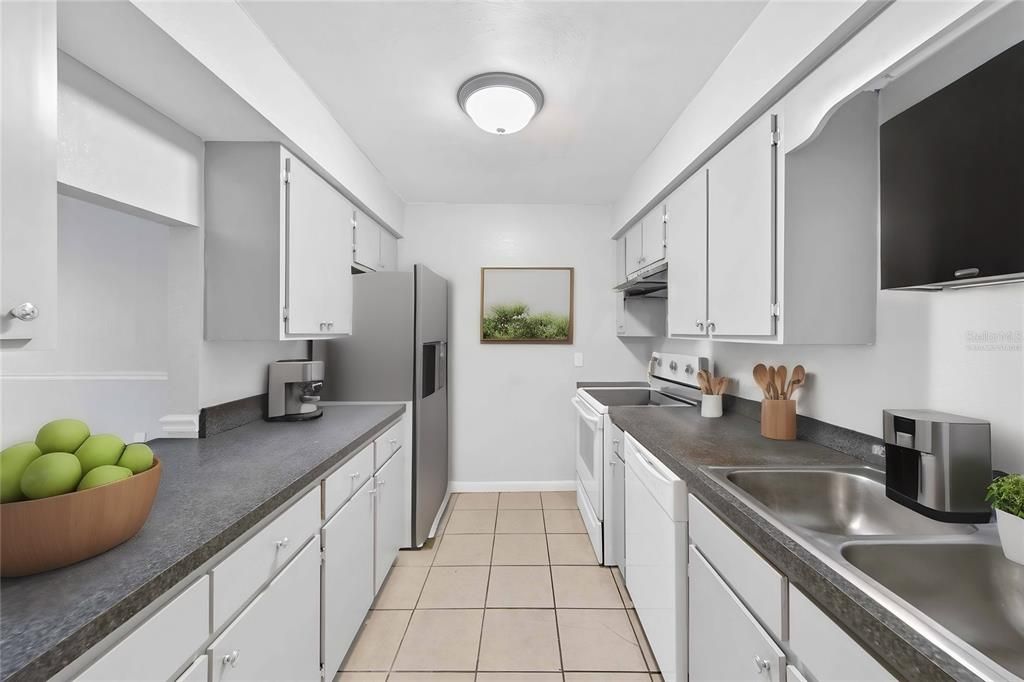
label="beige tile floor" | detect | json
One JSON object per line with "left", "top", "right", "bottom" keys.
{"left": 337, "top": 492, "right": 662, "bottom": 682}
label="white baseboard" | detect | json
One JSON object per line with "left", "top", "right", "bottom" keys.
{"left": 160, "top": 413, "right": 199, "bottom": 439}
{"left": 449, "top": 480, "right": 575, "bottom": 493}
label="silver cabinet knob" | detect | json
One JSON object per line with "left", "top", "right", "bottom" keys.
{"left": 9, "top": 302, "right": 38, "bottom": 321}
{"left": 274, "top": 537, "right": 289, "bottom": 549}
{"left": 753, "top": 656, "right": 770, "bottom": 675}
{"left": 350, "top": 472, "right": 361, "bottom": 480}
{"left": 319, "top": 322, "right": 327, "bottom": 331}
{"left": 706, "top": 321, "right": 716, "bottom": 333}
{"left": 695, "top": 319, "right": 705, "bottom": 331}
{"left": 223, "top": 650, "right": 240, "bottom": 667}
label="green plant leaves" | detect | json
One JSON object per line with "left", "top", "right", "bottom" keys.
{"left": 482, "top": 302, "right": 570, "bottom": 341}
{"left": 986, "top": 473, "right": 1024, "bottom": 518}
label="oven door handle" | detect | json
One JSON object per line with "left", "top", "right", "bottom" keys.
{"left": 572, "top": 397, "right": 603, "bottom": 430}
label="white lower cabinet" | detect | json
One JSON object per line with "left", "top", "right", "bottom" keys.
{"left": 78, "top": 576, "right": 210, "bottom": 682}
{"left": 322, "top": 478, "right": 375, "bottom": 677}
{"left": 790, "top": 586, "right": 895, "bottom": 681}
{"left": 374, "top": 445, "right": 407, "bottom": 591}
{"left": 208, "top": 539, "right": 321, "bottom": 682}
{"left": 689, "top": 545, "right": 786, "bottom": 682}
{"left": 176, "top": 656, "right": 209, "bottom": 682}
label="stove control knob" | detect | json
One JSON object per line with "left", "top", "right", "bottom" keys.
{"left": 669, "top": 360, "right": 678, "bottom": 371}
{"left": 684, "top": 364, "right": 694, "bottom": 376}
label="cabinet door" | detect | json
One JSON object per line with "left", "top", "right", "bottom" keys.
{"left": 176, "top": 656, "right": 209, "bottom": 682}
{"left": 373, "top": 447, "right": 407, "bottom": 592}
{"left": 380, "top": 229, "right": 398, "bottom": 271}
{"left": 688, "top": 546, "right": 785, "bottom": 682}
{"left": 707, "top": 112, "right": 777, "bottom": 337}
{"left": 1, "top": 2, "right": 57, "bottom": 346}
{"left": 353, "top": 210, "right": 382, "bottom": 271}
{"left": 641, "top": 204, "right": 666, "bottom": 267}
{"left": 666, "top": 170, "right": 708, "bottom": 337}
{"left": 624, "top": 224, "right": 643, "bottom": 276}
{"left": 323, "top": 479, "right": 375, "bottom": 678}
{"left": 209, "top": 540, "right": 320, "bottom": 682}
{"left": 615, "top": 236, "right": 627, "bottom": 285}
{"left": 285, "top": 155, "right": 352, "bottom": 336}
{"left": 605, "top": 424, "right": 625, "bottom": 569}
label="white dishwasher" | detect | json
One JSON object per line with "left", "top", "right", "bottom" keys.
{"left": 624, "top": 433, "right": 688, "bottom": 682}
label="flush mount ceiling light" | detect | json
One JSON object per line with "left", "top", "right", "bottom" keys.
{"left": 457, "top": 72, "right": 544, "bottom": 135}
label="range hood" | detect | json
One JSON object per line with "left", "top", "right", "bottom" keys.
{"left": 614, "top": 262, "right": 667, "bottom": 297}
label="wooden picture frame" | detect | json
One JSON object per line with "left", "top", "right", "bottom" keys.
{"left": 480, "top": 267, "right": 574, "bottom": 344}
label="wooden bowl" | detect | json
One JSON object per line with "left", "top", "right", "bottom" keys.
{"left": 0, "top": 458, "right": 162, "bottom": 577}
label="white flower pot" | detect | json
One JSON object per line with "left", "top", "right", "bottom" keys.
{"left": 995, "top": 509, "right": 1024, "bottom": 565}
{"left": 701, "top": 395, "right": 723, "bottom": 418}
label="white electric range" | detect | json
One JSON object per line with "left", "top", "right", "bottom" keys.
{"left": 571, "top": 352, "right": 709, "bottom": 565}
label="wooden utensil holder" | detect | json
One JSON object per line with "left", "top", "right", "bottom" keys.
{"left": 761, "top": 400, "right": 796, "bottom": 440}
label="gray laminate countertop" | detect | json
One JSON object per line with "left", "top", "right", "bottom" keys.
{"left": 575, "top": 381, "right": 649, "bottom": 388}
{"left": 0, "top": 403, "right": 404, "bottom": 682}
{"left": 611, "top": 405, "right": 976, "bottom": 682}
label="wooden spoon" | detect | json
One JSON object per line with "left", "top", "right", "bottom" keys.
{"left": 715, "top": 376, "right": 729, "bottom": 395}
{"left": 752, "top": 364, "right": 771, "bottom": 399}
{"left": 776, "top": 365, "right": 788, "bottom": 400}
{"left": 787, "top": 365, "right": 806, "bottom": 399}
{"left": 696, "top": 370, "right": 712, "bottom": 395}
{"left": 767, "top": 366, "right": 778, "bottom": 400}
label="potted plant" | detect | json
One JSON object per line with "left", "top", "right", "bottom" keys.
{"left": 986, "top": 473, "right": 1024, "bottom": 564}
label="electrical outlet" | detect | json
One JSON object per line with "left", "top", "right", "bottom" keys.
{"left": 573, "top": 352, "right": 584, "bottom": 368}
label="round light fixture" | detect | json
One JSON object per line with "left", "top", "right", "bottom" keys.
{"left": 457, "top": 72, "right": 544, "bottom": 135}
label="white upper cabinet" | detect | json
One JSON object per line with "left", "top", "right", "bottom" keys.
{"left": 665, "top": 169, "right": 708, "bottom": 337}
{"left": 204, "top": 143, "right": 353, "bottom": 341}
{"left": 662, "top": 91, "right": 877, "bottom": 344}
{"left": 706, "top": 111, "right": 777, "bottom": 338}
{"left": 0, "top": 2, "right": 57, "bottom": 347}
{"left": 285, "top": 157, "right": 353, "bottom": 337}
{"left": 624, "top": 223, "right": 644, "bottom": 277}
{"left": 353, "top": 209, "right": 382, "bottom": 271}
{"left": 640, "top": 204, "right": 666, "bottom": 269}
{"left": 353, "top": 210, "right": 399, "bottom": 272}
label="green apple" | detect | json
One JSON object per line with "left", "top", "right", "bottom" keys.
{"left": 35, "top": 419, "right": 90, "bottom": 454}
{"left": 0, "top": 442, "right": 43, "bottom": 503}
{"left": 77, "top": 464, "right": 132, "bottom": 491}
{"left": 75, "top": 434, "right": 126, "bottom": 474}
{"left": 19, "top": 452, "right": 82, "bottom": 499}
{"left": 118, "top": 443, "right": 154, "bottom": 474}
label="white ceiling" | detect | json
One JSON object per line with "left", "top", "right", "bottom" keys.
{"left": 240, "top": 1, "right": 766, "bottom": 205}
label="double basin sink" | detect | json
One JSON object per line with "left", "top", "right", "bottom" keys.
{"left": 705, "top": 465, "right": 1024, "bottom": 680}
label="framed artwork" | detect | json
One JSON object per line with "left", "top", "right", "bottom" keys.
{"left": 480, "top": 267, "right": 574, "bottom": 344}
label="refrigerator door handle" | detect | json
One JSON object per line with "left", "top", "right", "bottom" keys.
{"left": 437, "top": 342, "right": 447, "bottom": 391}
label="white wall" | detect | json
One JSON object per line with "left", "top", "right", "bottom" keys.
{"left": 131, "top": 0, "right": 405, "bottom": 234}
{"left": 401, "top": 204, "right": 651, "bottom": 487}
{"left": 1, "top": 195, "right": 170, "bottom": 445}
{"left": 57, "top": 52, "right": 203, "bottom": 227}
{"left": 659, "top": 285, "right": 1023, "bottom": 473}
{"left": 612, "top": 0, "right": 876, "bottom": 233}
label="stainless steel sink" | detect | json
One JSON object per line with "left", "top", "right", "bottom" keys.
{"left": 722, "top": 467, "right": 974, "bottom": 536}
{"left": 842, "top": 542, "right": 1024, "bottom": 677}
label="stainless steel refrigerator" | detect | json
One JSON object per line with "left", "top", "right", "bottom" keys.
{"left": 314, "top": 264, "right": 449, "bottom": 548}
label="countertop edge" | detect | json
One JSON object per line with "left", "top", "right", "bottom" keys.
{"left": 7, "top": 405, "right": 405, "bottom": 682}
{"left": 610, "top": 410, "right": 972, "bottom": 682}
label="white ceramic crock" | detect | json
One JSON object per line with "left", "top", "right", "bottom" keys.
{"left": 701, "top": 395, "right": 723, "bottom": 418}
{"left": 995, "top": 509, "right": 1024, "bottom": 565}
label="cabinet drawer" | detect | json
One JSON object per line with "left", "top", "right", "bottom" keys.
{"left": 689, "top": 546, "right": 785, "bottom": 682}
{"left": 211, "top": 487, "right": 319, "bottom": 629}
{"left": 78, "top": 576, "right": 209, "bottom": 682}
{"left": 790, "top": 587, "right": 895, "bottom": 681}
{"left": 374, "top": 419, "right": 404, "bottom": 470}
{"left": 176, "top": 656, "right": 209, "bottom": 682}
{"left": 208, "top": 539, "right": 320, "bottom": 682}
{"left": 688, "top": 494, "right": 787, "bottom": 639}
{"left": 324, "top": 443, "right": 373, "bottom": 520}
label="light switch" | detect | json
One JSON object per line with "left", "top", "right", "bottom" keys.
{"left": 573, "top": 352, "right": 584, "bottom": 367}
